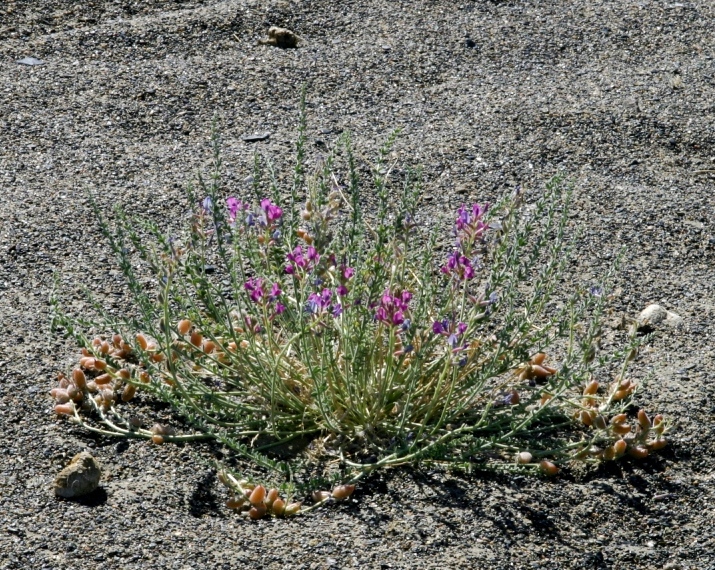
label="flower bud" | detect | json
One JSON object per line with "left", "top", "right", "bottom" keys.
{"left": 516, "top": 451, "right": 533, "bottom": 464}
{"left": 332, "top": 484, "right": 355, "bottom": 501}
{"left": 249, "top": 485, "right": 266, "bottom": 506}
{"left": 539, "top": 460, "right": 559, "bottom": 476}
{"left": 178, "top": 319, "right": 192, "bottom": 335}
{"left": 71, "top": 368, "right": 86, "bottom": 389}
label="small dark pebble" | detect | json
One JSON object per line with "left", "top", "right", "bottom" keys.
{"left": 465, "top": 38, "right": 476, "bottom": 48}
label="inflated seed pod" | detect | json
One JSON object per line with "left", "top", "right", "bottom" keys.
{"left": 202, "top": 340, "right": 216, "bottom": 354}
{"left": 583, "top": 380, "right": 599, "bottom": 396}
{"left": 118, "top": 369, "right": 131, "bottom": 381}
{"left": 603, "top": 446, "right": 617, "bottom": 461}
{"left": 648, "top": 438, "right": 667, "bottom": 450}
{"left": 112, "top": 334, "right": 123, "bottom": 348}
{"left": 51, "top": 388, "right": 70, "bottom": 404}
{"left": 140, "top": 371, "right": 151, "bottom": 383}
{"left": 652, "top": 414, "right": 664, "bottom": 427}
{"left": 79, "top": 357, "right": 96, "bottom": 370}
{"left": 94, "top": 373, "right": 112, "bottom": 386}
{"left": 94, "top": 359, "right": 107, "bottom": 371}
{"left": 579, "top": 410, "right": 593, "bottom": 426}
{"left": 531, "top": 364, "right": 553, "bottom": 379}
{"left": 611, "top": 390, "right": 629, "bottom": 402}
{"left": 539, "top": 460, "right": 559, "bottom": 476}
{"left": 226, "top": 497, "right": 246, "bottom": 510}
{"left": 265, "top": 488, "right": 279, "bottom": 508}
{"left": 55, "top": 402, "right": 75, "bottom": 416}
{"left": 72, "top": 368, "right": 86, "bottom": 389}
{"left": 593, "top": 415, "right": 607, "bottom": 430}
{"left": 312, "top": 490, "right": 331, "bottom": 503}
{"left": 121, "top": 384, "right": 136, "bottom": 402}
{"left": 628, "top": 446, "right": 649, "bottom": 459}
{"left": 178, "top": 319, "right": 192, "bottom": 335}
{"left": 190, "top": 331, "right": 203, "bottom": 347}
{"left": 637, "top": 409, "right": 651, "bottom": 431}
{"left": 612, "top": 423, "right": 632, "bottom": 436}
{"left": 516, "top": 452, "right": 533, "bottom": 464}
{"left": 151, "top": 434, "right": 164, "bottom": 445}
{"left": 136, "top": 333, "right": 149, "bottom": 351}
{"left": 283, "top": 502, "right": 302, "bottom": 516}
{"left": 249, "top": 485, "right": 266, "bottom": 506}
{"left": 86, "top": 380, "right": 98, "bottom": 392}
{"left": 92, "top": 337, "right": 102, "bottom": 348}
{"left": 332, "top": 485, "right": 355, "bottom": 501}
{"left": 100, "top": 341, "right": 111, "bottom": 355}
{"left": 248, "top": 503, "right": 267, "bottom": 520}
{"left": 614, "top": 439, "right": 628, "bottom": 456}
{"left": 67, "top": 384, "right": 83, "bottom": 402}
{"left": 81, "top": 347, "right": 92, "bottom": 357}
{"left": 531, "top": 353, "right": 547, "bottom": 365}
{"left": 271, "top": 498, "right": 286, "bottom": 516}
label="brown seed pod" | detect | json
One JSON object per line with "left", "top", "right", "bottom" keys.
{"left": 579, "top": 410, "right": 593, "bottom": 426}
{"left": 611, "top": 390, "right": 629, "bottom": 402}
{"left": 539, "top": 460, "right": 559, "bottom": 476}
{"left": 249, "top": 485, "right": 266, "bottom": 506}
{"left": 121, "top": 384, "right": 136, "bottom": 402}
{"left": 202, "top": 340, "right": 216, "bottom": 354}
{"left": 265, "top": 488, "right": 279, "bottom": 508}
{"left": 190, "top": 331, "right": 203, "bottom": 347}
{"left": 178, "top": 319, "right": 192, "bottom": 335}
{"left": 603, "top": 446, "right": 617, "bottom": 461}
{"left": 81, "top": 348, "right": 92, "bottom": 357}
{"left": 332, "top": 484, "right": 355, "bottom": 501}
{"left": 583, "top": 380, "right": 599, "bottom": 396}
{"left": 51, "top": 388, "right": 70, "bottom": 404}
{"left": 67, "top": 384, "right": 83, "bottom": 402}
{"left": 94, "top": 373, "right": 112, "bottom": 386}
{"left": 312, "top": 490, "right": 331, "bottom": 503}
{"left": 92, "top": 337, "right": 102, "bottom": 348}
{"left": 112, "top": 334, "right": 123, "bottom": 347}
{"left": 226, "top": 497, "right": 245, "bottom": 510}
{"left": 136, "top": 333, "right": 149, "bottom": 351}
{"left": 140, "top": 371, "right": 151, "bottom": 383}
{"left": 531, "top": 364, "right": 554, "bottom": 379}
{"left": 93, "top": 359, "right": 107, "bottom": 371}
{"left": 637, "top": 409, "right": 651, "bottom": 431}
{"left": 72, "top": 368, "right": 87, "bottom": 389}
{"left": 79, "top": 357, "right": 96, "bottom": 370}
{"left": 592, "top": 415, "right": 607, "bottom": 430}
{"left": 100, "top": 341, "right": 111, "bottom": 355}
{"left": 284, "top": 502, "right": 302, "bottom": 516}
{"left": 85, "top": 380, "right": 98, "bottom": 392}
{"left": 628, "top": 446, "right": 649, "bottom": 459}
{"left": 118, "top": 369, "right": 131, "bottom": 380}
{"left": 151, "top": 434, "right": 164, "bottom": 445}
{"left": 150, "top": 353, "right": 165, "bottom": 363}
{"left": 612, "top": 423, "right": 632, "bottom": 436}
{"left": 648, "top": 438, "right": 667, "bottom": 450}
{"left": 271, "top": 498, "right": 286, "bottom": 516}
{"left": 610, "top": 413, "right": 628, "bottom": 425}
{"left": 248, "top": 503, "right": 267, "bottom": 520}
{"left": 55, "top": 402, "right": 75, "bottom": 416}
{"left": 614, "top": 439, "right": 628, "bottom": 456}
{"left": 531, "top": 352, "right": 547, "bottom": 365}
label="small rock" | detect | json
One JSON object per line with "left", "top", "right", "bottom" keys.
{"left": 637, "top": 304, "right": 682, "bottom": 329}
{"left": 465, "top": 38, "right": 477, "bottom": 49}
{"left": 54, "top": 452, "right": 102, "bottom": 498}
{"left": 259, "top": 26, "right": 300, "bottom": 49}
{"left": 241, "top": 133, "right": 270, "bottom": 143}
{"left": 16, "top": 57, "right": 45, "bottom": 66}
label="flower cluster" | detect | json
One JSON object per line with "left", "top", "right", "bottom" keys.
{"left": 375, "top": 289, "right": 412, "bottom": 327}
{"left": 441, "top": 251, "right": 478, "bottom": 281}
{"left": 432, "top": 319, "right": 468, "bottom": 351}
{"left": 244, "top": 278, "right": 285, "bottom": 317}
{"left": 306, "top": 288, "right": 342, "bottom": 318}
{"left": 455, "top": 203, "right": 489, "bottom": 246}
{"left": 285, "top": 245, "right": 320, "bottom": 275}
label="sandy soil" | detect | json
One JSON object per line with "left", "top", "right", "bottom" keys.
{"left": 1, "top": 1, "right": 714, "bottom": 568}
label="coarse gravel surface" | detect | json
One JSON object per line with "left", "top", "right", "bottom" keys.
{"left": 1, "top": 0, "right": 715, "bottom": 568}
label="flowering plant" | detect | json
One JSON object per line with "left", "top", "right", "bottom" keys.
{"left": 51, "top": 110, "right": 667, "bottom": 518}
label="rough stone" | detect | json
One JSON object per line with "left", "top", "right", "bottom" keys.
{"left": 54, "top": 452, "right": 102, "bottom": 498}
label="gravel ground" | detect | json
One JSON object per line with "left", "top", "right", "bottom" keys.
{"left": 1, "top": 1, "right": 714, "bottom": 568}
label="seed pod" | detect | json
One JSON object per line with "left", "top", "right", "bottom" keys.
{"left": 531, "top": 352, "right": 547, "bottom": 365}
{"left": 81, "top": 347, "right": 91, "bottom": 357}
{"left": 92, "top": 337, "right": 102, "bottom": 347}
{"left": 226, "top": 497, "right": 245, "bottom": 510}
{"left": 136, "top": 333, "right": 149, "bottom": 351}
{"left": 249, "top": 503, "right": 267, "bottom": 520}
{"left": 150, "top": 353, "right": 164, "bottom": 363}
{"left": 593, "top": 415, "right": 607, "bottom": 430}
{"left": 94, "top": 359, "right": 107, "bottom": 371}
{"left": 539, "top": 460, "right": 559, "bottom": 476}
{"left": 628, "top": 446, "right": 649, "bottom": 459}
{"left": 94, "top": 373, "right": 112, "bottom": 386}
{"left": 583, "top": 380, "right": 599, "bottom": 396}
{"left": 202, "top": 340, "right": 216, "bottom": 354}
{"left": 178, "top": 319, "right": 192, "bottom": 335}
{"left": 265, "top": 488, "right": 279, "bottom": 508}
{"left": 603, "top": 446, "right": 617, "bottom": 461}
{"left": 619, "top": 377, "right": 632, "bottom": 390}
{"left": 312, "top": 490, "right": 331, "bottom": 503}
{"left": 637, "top": 409, "right": 651, "bottom": 431}
{"left": 579, "top": 410, "right": 593, "bottom": 426}
{"left": 112, "top": 334, "right": 123, "bottom": 347}
{"left": 121, "top": 384, "right": 136, "bottom": 402}
{"left": 612, "top": 423, "right": 632, "bottom": 436}
{"left": 614, "top": 439, "right": 628, "bottom": 456}
{"left": 51, "top": 388, "right": 70, "bottom": 404}
{"left": 249, "top": 485, "right": 266, "bottom": 506}
{"left": 611, "top": 390, "right": 629, "bottom": 402}
{"left": 100, "top": 341, "right": 111, "bottom": 355}
{"left": 151, "top": 434, "right": 164, "bottom": 445}
{"left": 648, "top": 438, "right": 667, "bottom": 450}
{"left": 140, "top": 371, "right": 151, "bottom": 383}
{"left": 531, "top": 364, "right": 553, "bottom": 379}
{"left": 55, "top": 402, "right": 75, "bottom": 416}
{"left": 118, "top": 369, "right": 131, "bottom": 381}
{"left": 332, "top": 484, "right": 355, "bottom": 501}
{"left": 79, "top": 357, "right": 96, "bottom": 370}
{"left": 610, "top": 413, "right": 628, "bottom": 425}
{"left": 190, "top": 331, "right": 203, "bottom": 347}
{"left": 86, "top": 380, "right": 98, "bottom": 392}
{"left": 516, "top": 451, "right": 533, "bottom": 464}
{"left": 72, "top": 369, "right": 86, "bottom": 389}
{"left": 284, "top": 502, "right": 302, "bottom": 516}
{"left": 652, "top": 414, "right": 664, "bottom": 427}
{"left": 67, "top": 384, "right": 83, "bottom": 402}
{"left": 271, "top": 498, "right": 286, "bottom": 516}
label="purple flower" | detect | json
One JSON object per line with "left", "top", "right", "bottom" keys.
{"left": 226, "top": 197, "right": 240, "bottom": 222}
{"left": 244, "top": 277, "right": 264, "bottom": 303}
{"left": 306, "top": 288, "right": 333, "bottom": 315}
{"left": 342, "top": 266, "right": 355, "bottom": 280}
{"left": 337, "top": 284, "right": 348, "bottom": 297}
{"left": 269, "top": 282, "right": 281, "bottom": 300}
{"left": 432, "top": 319, "right": 468, "bottom": 351}
{"left": 332, "top": 304, "right": 343, "bottom": 317}
{"left": 260, "top": 198, "right": 283, "bottom": 225}
{"left": 275, "top": 303, "right": 286, "bottom": 315}
{"left": 454, "top": 203, "right": 489, "bottom": 246}
{"left": 432, "top": 321, "right": 445, "bottom": 335}
{"left": 441, "top": 251, "right": 476, "bottom": 281}
{"left": 374, "top": 288, "right": 412, "bottom": 327}
{"left": 201, "top": 196, "right": 213, "bottom": 214}
{"left": 307, "top": 246, "right": 319, "bottom": 262}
